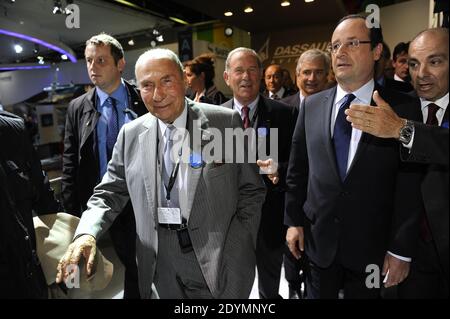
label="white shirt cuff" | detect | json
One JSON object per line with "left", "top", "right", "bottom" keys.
{"left": 387, "top": 251, "right": 411, "bottom": 262}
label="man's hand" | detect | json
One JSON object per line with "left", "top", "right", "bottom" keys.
{"left": 56, "top": 234, "right": 97, "bottom": 284}
{"left": 345, "top": 90, "right": 406, "bottom": 138}
{"left": 286, "top": 226, "right": 304, "bottom": 260}
{"left": 382, "top": 253, "right": 410, "bottom": 288}
{"left": 256, "top": 158, "right": 279, "bottom": 184}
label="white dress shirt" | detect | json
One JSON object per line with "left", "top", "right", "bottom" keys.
{"left": 332, "top": 80, "right": 374, "bottom": 173}
{"left": 157, "top": 103, "right": 190, "bottom": 220}
{"left": 269, "top": 87, "right": 285, "bottom": 100}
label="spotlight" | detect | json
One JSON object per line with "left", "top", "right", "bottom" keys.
{"left": 156, "top": 35, "right": 163, "bottom": 42}
{"left": 37, "top": 56, "right": 45, "bottom": 64}
{"left": 128, "top": 39, "right": 135, "bottom": 46}
{"left": 281, "top": 1, "right": 290, "bottom": 7}
{"left": 14, "top": 44, "right": 23, "bottom": 53}
{"left": 152, "top": 29, "right": 160, "bottom": 35}
{"left": 224, "top": 11, "right": 233, "bottom": 17}
{"left": 244, "top": 6, "right": 253, "bottom": 13}
{"left": 33, "top": 44, "right": 39, "bottom": 54}
{"left": 61, "top": 54, "right": 68, "bottom": 60}
{"left": 150, "top": 40, "right": 157, "bottom": 48}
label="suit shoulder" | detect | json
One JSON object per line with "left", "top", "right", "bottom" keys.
{"left": 0, "top": 111, "right": 25, "bottom": 136}
{"left": 197, "top": 102, "right": 235, "bottom": 117}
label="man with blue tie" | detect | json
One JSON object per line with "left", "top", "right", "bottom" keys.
{"left": 346, "top": 28, "right": 449, "bottom": 298}
{"left": 61, "top": 33, "right": 147, "bottom": 298}
{"left": 284, "top": 15, "right": 423, "bottom": 298}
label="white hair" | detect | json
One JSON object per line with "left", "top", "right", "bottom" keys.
{"left": 134, "top": 48, "right": 184, "bottom": 81}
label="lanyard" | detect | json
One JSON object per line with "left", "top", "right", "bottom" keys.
{"left": 159, "top": 111, "right": 189, "bottom": 203}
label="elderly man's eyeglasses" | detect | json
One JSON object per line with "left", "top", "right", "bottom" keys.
{"left": 329, "top": 39, "right": 372, "bottom": 54}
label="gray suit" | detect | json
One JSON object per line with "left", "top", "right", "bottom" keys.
{"left": 75, "top": 99, "right": 266, "bottom": 298}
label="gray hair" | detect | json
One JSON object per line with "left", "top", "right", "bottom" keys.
{"left": 296, "top": 49, "right": 331, "bottom": 75}
{"left": 225, "top": 47, "right": 262, "bottom": 72}
{"left": 134, "top": 48, "right": 184, "bottom": 81}
{"left": 85, "top": 33, "right": 124, "bottom": 64}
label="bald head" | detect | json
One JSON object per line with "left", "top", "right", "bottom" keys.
{"left": 408, "top": 28, "right": 449, "bottom": 101}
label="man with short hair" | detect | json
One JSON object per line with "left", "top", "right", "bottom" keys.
{"left": 285, "top": 15, "right": 422, "bottom": 299}
{"left": 57, "top": 48, "right": 266, "bottom": 299}
{"left": 223, "top": 48, "right": 297, "bottom": 299}
{"left": 386, "top": 42, "right": 414, "bottom": 92}
{"left": 61, "top": 33, "right": 147, "bottom": 298}
{"left": 346, "top": 28, "right": 449, "bottom": 298}
{"left": 282, "top": 49, "right": 330, "bottom": 112}
{"left": 264, "top": 64, "right": 293, "bottom": 100}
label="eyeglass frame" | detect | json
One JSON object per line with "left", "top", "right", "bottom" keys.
{"left": 328, "top": 39, "right": 372, "bottom": 54}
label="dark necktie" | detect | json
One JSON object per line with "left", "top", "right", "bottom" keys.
{"left": 162, "top": 125, "right": 179, "bottom": 208}
{"left": 420, "top": 102, "right": 440, "bottom": 242}
{"left": 272, "top": 94, "right": 279, "bottom": 100}
{"left": 426, "top": 103, "right": 440, "bottom": 126}
{"left": 106, "top": 97, "right": 119, "bottom": 161}
{"left": 333, "top": 93, "right": 356, "bottom": 181}
{"left": 242, "top": 105, "right": 251, "bottom": 129}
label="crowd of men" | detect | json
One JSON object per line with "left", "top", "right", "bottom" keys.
{"left": 0, "top": 13, "right": 447, "bottom": 299}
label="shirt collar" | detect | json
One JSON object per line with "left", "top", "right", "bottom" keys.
{"left": 420, "top": 92, "right": 449, "bottom": 112}
{"left": 96, "top": 78, "right": 127, "bottom": 107}
{"left": 233, "top": 95, "right": 260, "bottom": 113}
{"left": 394, "top": 74, "right": 405, "bottom": 82}
{"left": 157, "top": 100, "right": 188, "bottom": 138}
{"left": 335, "top": 79, "right": 374, "bottom": 106}
{"left": 269, "top": 87, "right": 285, "bottom": 99}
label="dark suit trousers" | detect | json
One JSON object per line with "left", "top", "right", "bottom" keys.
{"left": 306, "top": 259, "right": 380, "bottom": 299}
{"left": 398, "top": 238, "right": 449, "bottom": 299}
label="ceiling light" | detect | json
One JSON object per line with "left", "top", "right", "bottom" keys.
{"left": 52, "top": 0, "right": 64, "bottom": 14}
{"left": 281, "top": 1, "right": 290, "bottom": 6}
{"left": 37, "top": 56, "right": 45, "bottom": 64}
{"left": 150, "top": 40, "right": 157, "bottom": 48}
{"left": 14, "top": 44, "right": 23, "bottom": 53}
{"left": 224, "top": 11, "right": 233, "bottom": 17}
{"left": 128, "top": 39, "right": 135, "bottom": 46}
{"left": 152, "top": 29, "right": 160, "bottom": 35}
{"left": 156, "top": 35, "right": 164, "bottom": 42}
{"left": 61, "top": 54, "right": 68, "bottom": 60}
{"left": 33, "top": 43, "right": 39, "bottom": 54}
{"left": 244, "top": 6, "right": 253, "bottom": 13}
{"left": 305, "top": 0, "right": 314, "bottom": 2}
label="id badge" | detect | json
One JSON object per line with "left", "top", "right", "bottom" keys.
{"left": 157, "top": 207, "right": 182, "bottom": 224}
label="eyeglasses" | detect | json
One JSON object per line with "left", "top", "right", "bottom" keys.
{"left": 329, "top": 39, "right": 372, "bottom": 54}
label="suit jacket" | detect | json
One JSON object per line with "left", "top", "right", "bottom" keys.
{"left": 263, "top": 87, "right": 296, "bottom": 100}
{"left": 401, "top": 104, "right": 449, "bottom": 280}
{"left": 281, "top": 92, "right": 301, "bottom": 117}
{"left": 75, "top": 100, "right": 266, "bottom": 298}
{"left": 284, "top": 85, "right": 423, "bottom": 272}
{"left": 61, "top": 80, "right": 147, "bottom": 215}
{"left": 385, "top": 78, "right": 414, "bottom": 94}
{"left": 0, "top": 111, "right": 59, "bottom": 298}
{"left": 223, "top": 95, "right": 297, "bottom": 247}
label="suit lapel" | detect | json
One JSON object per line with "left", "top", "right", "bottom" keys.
{"left": 323, "top": 87, "right": 342, "bottom": 183}
{"left": 80, "top": 89, "right": 99, "bottom": 150}
{"left": 140, "top": 114, "right": 158, "bottom": 218}
{"left": 185, "top": 100, "right": 209, "bottom": 224}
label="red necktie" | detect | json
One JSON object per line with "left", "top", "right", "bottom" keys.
{"left": 242, "top": 105, "right": 250, "bottom": 129}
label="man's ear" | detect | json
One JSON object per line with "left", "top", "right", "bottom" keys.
{"left": 223, "top": 71, "right": 229, "bottom": 86}
{"left": 117, "top": 58, "right": 126, "bottom": 73}
{"left": 373, "top": 43, "right": 383, "bottom": 62}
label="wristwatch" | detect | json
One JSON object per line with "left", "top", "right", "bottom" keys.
{"left": 398, "top": 119, "right": 415, "bottom": 144}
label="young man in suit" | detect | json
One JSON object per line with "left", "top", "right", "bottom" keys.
{"left": 223, "top": 48, "right": 297, "bottom": 299}
{"left": 346, "top": 28, "right": 449, "bottom": 298}
{"left": 284, "top": 15, "right": 423, "bottom": 298}
{"left": 61, "top": 33, "right": 147, "bottom": 298}
{"left": 56, "top": 48, "right": 266, "bottom": 299}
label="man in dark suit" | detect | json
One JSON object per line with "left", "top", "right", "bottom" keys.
{"left": 1, "top": 111, "right": 60, "bottom": 298}
{"left": 223, "top": 47, "right": 297, "bottom": 299}
{"left": 282, "top": 49, "right": 330, "bottom": 113}
{"left": 346, "top": 28, "right": 449, "bottom": 298}
{"left": 263, "top": 64, "right": 296, "bottom": 100}
{"left": 285, "top": 15, "right": 423, "bottom": 298}
{"left": 384, "top": 42, "right": 414, "bottom": 93}
{"left": 61, "top": 33, "right": 147, "bottom": 298}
